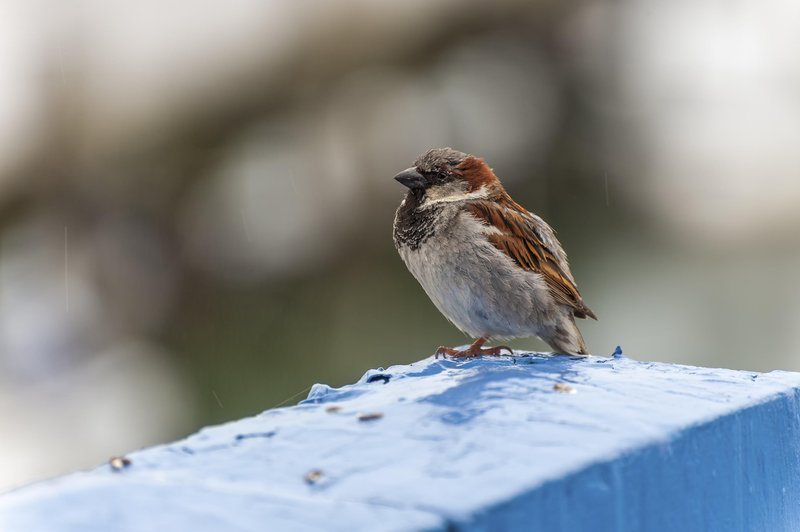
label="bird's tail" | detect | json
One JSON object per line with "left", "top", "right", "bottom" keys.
{"left": 547, "top": 316, "right": 589, "bottom": 355}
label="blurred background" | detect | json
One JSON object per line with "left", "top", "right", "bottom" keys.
{"left": 2, "top": 0, "right": 800, "bottom": 491}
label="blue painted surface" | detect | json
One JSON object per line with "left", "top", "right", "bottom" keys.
{"left": 2, "top": 352, "right": 800, "bottom": 531}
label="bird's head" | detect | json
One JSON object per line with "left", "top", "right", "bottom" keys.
{"left": 393, "top": 148, "right": 501, "bottom": 206}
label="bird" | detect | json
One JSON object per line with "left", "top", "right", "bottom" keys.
{"left": 392, "top": 147, "right": 596, "bottom": 358}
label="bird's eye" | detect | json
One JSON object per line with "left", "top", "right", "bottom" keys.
{"left": 425, "top": 171, "right": 446, "bottom": 183}
{"left": 434, "top": 171, "right": 452, "bottom": 184}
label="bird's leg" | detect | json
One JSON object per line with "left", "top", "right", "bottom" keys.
{"left": 435, "top": 337, "right": 514, "bottom": 359}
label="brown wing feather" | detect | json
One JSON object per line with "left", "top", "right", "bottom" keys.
{"left": 466, "top": 196, "right": 597, "bottom": 320}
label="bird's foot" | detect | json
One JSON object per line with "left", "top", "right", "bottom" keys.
{"left": 435, "top": 339, "right": 513, "bottom": 359}
{"left": 480, "top": 345, "right": 514, "bottom": 356}
{"left": 434, "top": 346, "right": 458, "bottom": 359}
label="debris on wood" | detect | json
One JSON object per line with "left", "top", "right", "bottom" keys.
{"left": 304, "top": 469, "right": 325, "bottom": 485}
{"left": 553, "top": 382, "right": 576, "bottom": 394}
{"left": 367, "top": 374, "right": 391, "bottom": 384}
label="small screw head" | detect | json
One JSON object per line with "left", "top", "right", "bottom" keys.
{"left": 109, "top": 456, "right": 132, "bottom": 471}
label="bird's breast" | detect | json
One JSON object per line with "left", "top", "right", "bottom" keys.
{"left": 395, "top": 210, "right": 551, "bottom": 339}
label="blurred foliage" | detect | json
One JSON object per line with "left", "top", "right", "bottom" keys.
{"left": 1, "top": 0, "right": 799, "bottom": 490}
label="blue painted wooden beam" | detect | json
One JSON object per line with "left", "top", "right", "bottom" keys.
{"left": 3, "top": 352, "right": 800, "bottom": 531}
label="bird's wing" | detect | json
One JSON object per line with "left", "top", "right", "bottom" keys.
{"left": 466, "top": 197, "right": 597, "bottom": 320}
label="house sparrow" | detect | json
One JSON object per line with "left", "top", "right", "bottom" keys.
{"left": 393, "top": 148, "right": 596, "bottom": 357}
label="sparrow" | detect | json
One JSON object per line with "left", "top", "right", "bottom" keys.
{"left": 392, "top": 147, "right": 596, "bottom": 357}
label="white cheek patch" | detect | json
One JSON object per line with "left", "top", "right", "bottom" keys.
{"left": 421, "top": 184, "right": 490, "bottom": 208}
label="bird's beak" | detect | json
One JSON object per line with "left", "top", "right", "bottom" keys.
{"left": 393, "top": 168, "right": 426, "bottom": 190}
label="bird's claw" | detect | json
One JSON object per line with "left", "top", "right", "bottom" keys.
{"left": 435, "top": 346, "right": 459, "bottom": 359}
{"left": 434, "top": 344, "right": 513, "bottom": 359}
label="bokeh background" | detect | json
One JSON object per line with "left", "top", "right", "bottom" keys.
{"left": 2, "top": 0, "right": 800, "bottom": 491}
